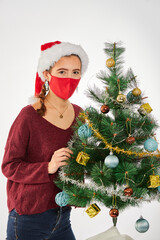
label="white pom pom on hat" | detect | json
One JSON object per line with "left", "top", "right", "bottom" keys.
{"left": 35, "top": 41, "right": 89, "bottom": 96}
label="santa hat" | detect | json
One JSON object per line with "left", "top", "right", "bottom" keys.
{"left": 35, "top": 41, "right": 89, "bottom": 96}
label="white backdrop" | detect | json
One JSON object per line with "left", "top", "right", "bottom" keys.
{"left": 0, "top": 0, "right": 160, "bottom": 239}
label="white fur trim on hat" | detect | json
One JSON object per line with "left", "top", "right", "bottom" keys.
{"left": 37, "top": 42, "right": 89, "bottom": 82}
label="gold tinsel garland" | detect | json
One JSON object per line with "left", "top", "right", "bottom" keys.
{"left": 79, "top": 112, "right": 160, "bottom": 158}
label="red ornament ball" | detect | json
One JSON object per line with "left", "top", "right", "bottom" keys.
{"left": 124, "top": 187, "right": 133, "bottom": 196}
{"left": 126, "top": 136, "right": 135, "bottom": 144}
{"left": 109, "top": 208, "right": 119, "bottom": 217}
{"left": 101, "top": 105, "right": 110, "bottom": 114}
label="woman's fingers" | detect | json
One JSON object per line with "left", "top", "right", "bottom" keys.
{"left": 55, "top": 148, "right": 73, "bottom": 158}
{"left": 58, "top": 161, "right": 68, "bottom": 167}
{"left": 57, "top": 151, "right": 71, "bottom": 158}
{"left": 65, "top": 148, "right": 73, "bottom": 154}
{"left": 56, "top": 156, "right": 70, "bottom": 162}
{"left": 48, "top": 148, "right": 73, "bottom": 174}
{"left": 56, "top": 147, "right": 73, "bottom": 155}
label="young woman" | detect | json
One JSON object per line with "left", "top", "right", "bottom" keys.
{"left": 1, "top": 41, "right": 89, "bottom": 240}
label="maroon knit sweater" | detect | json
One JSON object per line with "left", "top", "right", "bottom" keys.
{"left": 1, "top": 104, "right": 82, "bottom": 215}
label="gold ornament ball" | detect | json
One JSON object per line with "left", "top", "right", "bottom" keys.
{"left": 132, "top": 88, "right": 142, "bottom": 96}
{"left": 116, "top": 93, "right": 126, "bottom": 103}
{"left": 106, "top": 58, "right": 115, "bottom": 68}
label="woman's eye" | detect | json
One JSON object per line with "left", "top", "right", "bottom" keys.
{"left": 73, "top": 71, "right": 80, "bottom": 75}
{"left": 59, "top": 71, "right": 65, "bottom": 74}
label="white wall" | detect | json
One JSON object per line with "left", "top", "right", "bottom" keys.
{"left": 0, "top": 0, "right": 160, "bottom": 239}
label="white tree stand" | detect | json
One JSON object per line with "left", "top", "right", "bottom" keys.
{"left": 86, "top": 226, "right": 135, "bottom": 240}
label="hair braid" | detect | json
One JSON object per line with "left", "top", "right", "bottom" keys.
{"left": 36, "top": 83, "right": 47, "bottom": 116}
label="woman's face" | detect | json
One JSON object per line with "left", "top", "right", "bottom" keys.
{"left": 45, "top": 55, "right": 81, "bottom": 80}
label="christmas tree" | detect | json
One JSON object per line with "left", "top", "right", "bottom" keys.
{"left": 55, "top": 42, "right": 160, "bottom": 235}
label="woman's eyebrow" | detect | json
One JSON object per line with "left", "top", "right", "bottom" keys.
{"left": 56, "top": 68, "right": 68, "bottom": 71}
{"left": 56, "top": 68, "right": 81, "bottom": 71}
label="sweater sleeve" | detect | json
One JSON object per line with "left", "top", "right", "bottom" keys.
{"left": 1, "top": 108, "right": 51, "bottom": 184}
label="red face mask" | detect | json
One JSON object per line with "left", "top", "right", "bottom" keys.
{"left": 49, "top": 74, "right": 80, "bottom": 100}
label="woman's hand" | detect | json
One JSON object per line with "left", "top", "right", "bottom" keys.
{"left": 48, "top": 147, "right": 73, "bottom": 174}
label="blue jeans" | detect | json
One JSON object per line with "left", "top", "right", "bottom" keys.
{"left": 6, "top": 206, "right": 76, "bottom": 240}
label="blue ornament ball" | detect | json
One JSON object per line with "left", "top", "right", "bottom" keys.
{"left": 78, "top": 124, "right": 92, "bottom": 139}
{"left": 127, "top": 91, "right": 141, "bottom": 103}
{"left": 135, "top": 217, "right": 149, "bottom": 233}
{"left": 104, "top": 153, "right": 119, "bottom": 168}
{"left": 55, "top": 191, "right": 70, "bottom": 207}
{"left": 144, "top": 138, "right": 158, "bottom": 152}
{"left": 157, "top": 186, "right": 160, "bottom": 192}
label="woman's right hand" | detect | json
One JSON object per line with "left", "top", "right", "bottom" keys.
{"left": 48, "top": 147, "right": 73, "bottom": 174}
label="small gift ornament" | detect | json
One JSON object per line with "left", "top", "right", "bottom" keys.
{"left": 138, "top": 103, "right": 152, "bottom": 116}
{"left": 141, "top": 103, "right": 152, "bottom": 113}
{"left": 148, "top": 175, "right": 160, "bottom": 188}
{"left": 85, "top": 203, "right": 101, "bottom": 218}
{"left": 76, "top": 151, "right": 90, "bottom": 166}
